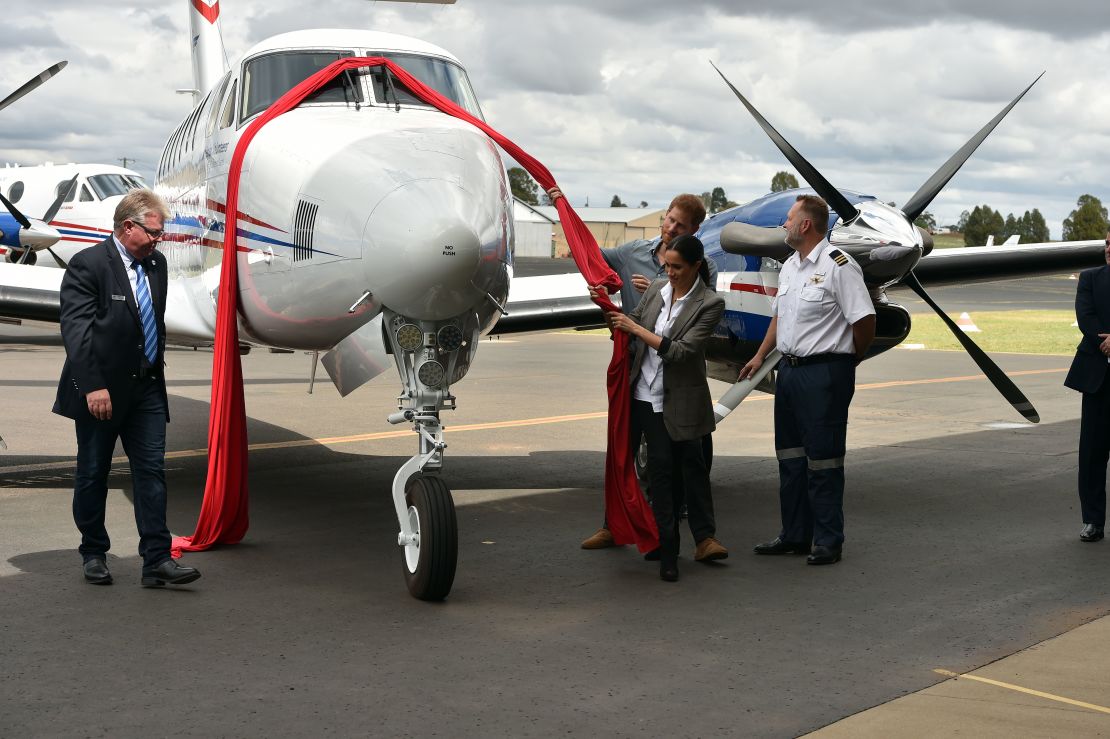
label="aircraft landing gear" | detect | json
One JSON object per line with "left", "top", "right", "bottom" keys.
{"left": 390, "top": 411, "right": 457, "bottom": 601}
{"left": 383, "top": 308, "right": 479, "bottom": 601}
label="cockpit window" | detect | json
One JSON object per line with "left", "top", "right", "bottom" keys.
{"left": 87, "top": 174, "right": 142, "bottom": 200}
{"left": 364, "top": 52, "right": 483, "bottom": 119}
{"left": 241, "top": 51, "right": 361, "bottom": 121}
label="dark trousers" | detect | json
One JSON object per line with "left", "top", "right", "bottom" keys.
{"left": 774, "top": 358, "right": 855, "bottom": 548}
{"left": 73, "top": 379, "right": 170, "bottom": 568}
{"left": 1078, "top": 374, "right": 1110, "bottom": 526}
{"left": 630, "top": 399, "right": 715, "bottom": 564}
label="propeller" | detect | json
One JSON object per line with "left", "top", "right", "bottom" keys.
{"left": 714, "top": 349, "right": 782, "bottom": 423}
{"left": 0, "top": 61, "right": 67, "bottom": 115}
{"left": 43, "top": 173, "right": 78, "bottom": 224}
{"left": 902, "top": 73, "right": 1043, "bottom": 221}
{"left": 711, "top": 64, "right": 1043, "bottom": 423}
{"left": 0, "top": 190, "right": 31, "bottom": 229}
{"left": 902, "top": 273, "right": 1038, "bottom": 422}
{"left": 710, "top": 61, "right": 857, "bottom": 224}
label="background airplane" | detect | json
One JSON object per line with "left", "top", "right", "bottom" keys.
{"left": 0, "top": 163, "right": 147, "bottom": 266}
{"left": 0, "top": 62, "right": 86, "bottom": 267}
{"left": 0, "top": 1, "right": 1104, "bottom": 601}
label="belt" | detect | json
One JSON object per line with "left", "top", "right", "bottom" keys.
{"left": 781, "top": 353, "right": 855, "bottom": 367}
{"left": 133, "top": 366, "right": 161, "bottom": 380}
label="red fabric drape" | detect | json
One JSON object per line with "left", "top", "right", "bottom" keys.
{"left": 172, "top": 57, "right": 658, "bottom": 556}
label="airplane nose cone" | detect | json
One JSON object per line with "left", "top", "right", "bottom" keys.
{"left": 19, "top": 222, "right": 61, "bottom": 250}
{"left": 363, "top": 179, "right": 490, "bottom": 320}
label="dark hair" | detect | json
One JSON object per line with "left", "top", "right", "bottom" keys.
{"left": 666, "top": 233, "right": 711, "bottom": 286}
{"left": 795, "top": 194, "right": 829, "bottom": 234}
{"left": 668, "top": 193, "right": 707, "bottom": 229}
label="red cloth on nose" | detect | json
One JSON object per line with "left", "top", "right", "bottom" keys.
{"left": 172, "top": 57, "right": 658, "bottom": 557}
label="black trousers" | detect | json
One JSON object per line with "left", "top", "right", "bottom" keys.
{"left": 73, "top": 378, "right": 170, "bottom": 568}
{"left": 774, "top": 357, "right": 855, "bottom": 548}
{"left": 630, "top": 399, "right": 715, "bottom": 564}
{"left": 1078, "top": 374, "right": 1110, "bottom": 526}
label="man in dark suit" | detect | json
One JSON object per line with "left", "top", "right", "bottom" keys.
{"left": 1064, "top": 232, "right": 1110, "bottom": 542}
{"left": 54, "top": 189, "right": 200, "bottom": 587}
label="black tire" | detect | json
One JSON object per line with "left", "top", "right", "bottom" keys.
{"left": 402, "top": 475, "right": 458, "bottom": 601}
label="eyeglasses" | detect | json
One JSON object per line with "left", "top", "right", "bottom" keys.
{"left": 130, "top": 220, "right": 164, "bottom": 240}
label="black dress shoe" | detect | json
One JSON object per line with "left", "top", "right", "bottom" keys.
{"left": 644, "top": 548, "right": 661, "bottom": 561}
{"left": 141, "top": 559, "right": 201, "bottom": 588}
{"left": 83, "top": 558, "right": 112, "bottom": 585}
{"left": 806, "top": 545, "right": 842, "bottom": 565}
{"left": 753, "top": 537, "right": 809, "bottom": 555}
{"left": 659, "top": 562, "right": 679, "bottom": 582}
{"left": 1080, "top": 524, "right": 1104, "bottom": 542}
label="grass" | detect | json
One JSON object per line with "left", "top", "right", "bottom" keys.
{"left": 565, "top": 311, "right": 1082, "bottom": 355}
{"left": 904, "top": 310, "right": 1080, "bottom": 355}
{"left": 931, "top": 233, "right": 966, "bottom": 249}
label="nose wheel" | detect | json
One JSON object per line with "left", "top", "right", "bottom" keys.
{"left": 401, "top": 475, "right": 458, "bottom": 601}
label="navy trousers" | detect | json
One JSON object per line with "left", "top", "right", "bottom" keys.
{"left": 1078, "top": 373, "right": 1110, "bottom": 526}
{"left": 774, "top": 357, "right": 855, "bottom": 548}
{"left": 630, "top": 399, "right": 716, "bottom": 564}
{"left": 73, "top": 379, "right": 170, "bottom": 568}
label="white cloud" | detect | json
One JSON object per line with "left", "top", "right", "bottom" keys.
{"left": 0, "top": 0, "right": 1105, "bottom": 237}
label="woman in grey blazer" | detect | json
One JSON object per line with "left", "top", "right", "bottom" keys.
{"left": 596, "top": 234, "right": 727, "bottom": 582}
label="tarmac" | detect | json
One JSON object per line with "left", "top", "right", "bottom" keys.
{"left": 2, "top": 273, "right": 1108, "bottom": 738}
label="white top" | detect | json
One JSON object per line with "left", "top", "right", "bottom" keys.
{"left": 634, "top": 282, "right": 690, "bottom": 412}
{"left": 112, "top": 235, "right": 151, "bottom": 302}
{"left": 773, "top": 239, "right": 874, "bottom": 356}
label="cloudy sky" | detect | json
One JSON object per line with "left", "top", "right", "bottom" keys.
{"left": 0, "top": 0, "right": 1107, "bottom": 237}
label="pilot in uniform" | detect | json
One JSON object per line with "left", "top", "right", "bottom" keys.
{"left": 740, "top": 194, "right": 875, "bottom": 565}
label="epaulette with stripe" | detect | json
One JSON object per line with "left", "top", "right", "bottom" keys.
{"left": 828, "top": 248, "right": 849, "bottom": 266}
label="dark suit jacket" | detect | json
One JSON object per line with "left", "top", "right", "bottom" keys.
{"left": 53, "top": 237, "right": 169, "bottom": 421}
{"left": 628, "top": 278, "right": 726, "bottom": 441}
{"left": 1065, "top": 265, "right": 1110, "bottom": 395}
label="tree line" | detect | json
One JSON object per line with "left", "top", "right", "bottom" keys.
{"left": 507, "top": 167, "right": 1109, "bottom": 243}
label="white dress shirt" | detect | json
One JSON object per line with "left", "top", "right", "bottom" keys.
{"left": 773, "top": 238, "right": 874, "bottom": 356}
{"left": 112, "top": 235, "right": 151, "bottom": 302}
{"left": 634, "top": 281, "right": 691, "bottom": 412}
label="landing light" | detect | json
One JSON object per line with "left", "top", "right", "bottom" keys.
{"left": 396, "top": 323, "right": 423, "bottom": 352}
{"left": 437, "top": 324, "right": 463, "bottom": 352}
{"left": 417, "top": 360, "right": 446, "bottom": 387}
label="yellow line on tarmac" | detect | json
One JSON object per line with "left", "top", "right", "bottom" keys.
{"left": 858, "top": 367, "right": 1066, "bottom": 391}
{"left": 0, "top": 411, "right": 613, "bottom": 475}
{"left": 0, "top": 368, "right": 1070, "bottom": 477}
{"left": 933, "top": 669, "right": 1110, "bottom": 715}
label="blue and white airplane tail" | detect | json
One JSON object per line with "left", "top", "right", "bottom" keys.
{"left": 188, "top": 0, "right": 228, "bottom": 100}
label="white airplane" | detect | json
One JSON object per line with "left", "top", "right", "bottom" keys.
{"left": 1, "top": 0, "right": 511, "bottom": 601}
{"left": 0, "top": 0, "right": 1103, "bottom": 602}
{"left": 0, "top": 162, "right": 147, "bottom": 266}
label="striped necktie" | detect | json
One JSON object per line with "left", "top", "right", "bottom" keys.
{"left": 131, "top": 259, "right": 158, "bottom": 366}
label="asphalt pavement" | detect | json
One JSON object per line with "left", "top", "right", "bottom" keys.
{"left": 1, "top": 275, "right": 1107, "bottom": 737}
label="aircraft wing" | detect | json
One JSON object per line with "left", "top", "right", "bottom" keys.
{"left": 494, "top": 271, "right": 605, "bottom": 334}
{"left": 910, "top": 239, "right": 1105, "bottom": 286}
{"left": 0, "top": 262, "right": 62, "bottom": 323}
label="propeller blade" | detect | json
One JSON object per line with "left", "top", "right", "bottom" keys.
{"left": 0, "top": 61, "right": 67, "bottom": 115}
{"left": 0, "top": 191, "right": 31, "bottom": 229}
{"left": 714, "top": 349, "right": 782, "bottom": 423}
{"left": 902, "top": 73, "right": 1044, "bottom": 222}
{"left": 901, "top": 271, "right": 1039, "bottom": 423}
{"left": 45, "top": 246, "right": 68, "bottom": 269}
{"left": 710, "top": 61, "right": 858, "bottom": 224}
{"left": 42, "top": 173, "right": 78, "bottom": 224}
